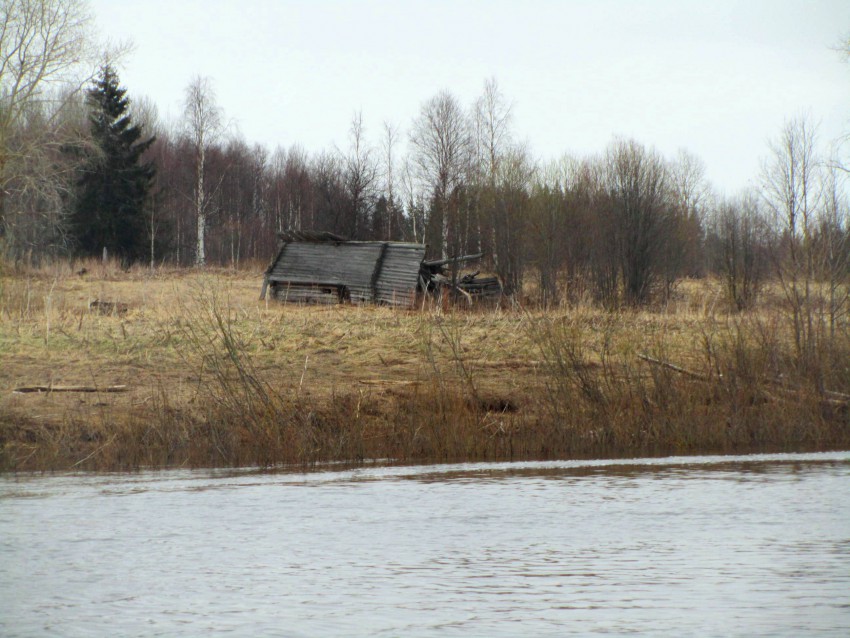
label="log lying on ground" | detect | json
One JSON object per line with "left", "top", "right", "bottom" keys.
{"left": 13, "top": 385, "right": 128, "bottom": 394}
{"left": 637, "top": 353, "right": 850, "bottom": 405}
{"left": 637, "top": 354, "right": 709, "bottom": 381}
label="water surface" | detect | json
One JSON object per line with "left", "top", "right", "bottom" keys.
{"left": 2, "top": 452, "right": 849, "bottom": 636}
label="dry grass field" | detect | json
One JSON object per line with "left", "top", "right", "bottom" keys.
{"left": 2, "top": 259, "right": 849, "bottom": 471}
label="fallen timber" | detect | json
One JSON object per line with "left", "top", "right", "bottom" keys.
{"left": 637, "top": 353, "right": 850, "bottom": 406}
{"left": 13, "top": 385, "right": 128, "bottom": 394}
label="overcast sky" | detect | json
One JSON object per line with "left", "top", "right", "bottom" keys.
{"left": 90, "top": 0, "right": 849, "bottom": 194}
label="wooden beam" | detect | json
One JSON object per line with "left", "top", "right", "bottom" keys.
{"left": 13, "top": 385, "right": 129, "bottom": 394}
{"left": 637, "top": 354, "right": 710, "bottom": 381}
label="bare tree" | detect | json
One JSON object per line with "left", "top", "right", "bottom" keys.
{"left": 711, "top": 192, "right": 768, "bottom": 311}
{"left": 183, "top": 75, "right": 223, "bottom": 267}
{"left": 602, "top": 138, "right": 673, "bottom": 306}
{"left": 129, "top": 93, "right": 160, "bottom": 137}
{"left": 268, "top": 146, "right": 288, "bottom": 233}
{"left": 0, "top": 0, "right": 103, "bottom": 259}
{"left": 409, "top": 90, "right": 471, "bottom": 259}
{"left": 490, "top": 144, "right": 533, "bottom": 296}
{"left": 670, "top": 149, "right": 709, "bottom": 279}
{"left": 472, "top": 78, "right": 519, "bottom": 288}
{"left": 1, "top": 92, "right": 89, "bottom": 259}
{"left": 761, "top": 116, "right": 823, "bottom": 361}
{"left": 266, "top": 144, "right": 312, "bottom": 236}
{"left": 312, "top": 150, "right": 346, "bottom": 233}
{"left": 839, "top": 33, "right": 850, "bottom": 58}
{"left": 530, "top": 156, "right": 594, "bottom": 306}
{"left": 341, "top": 111, "right": 377, "bottom": 239}
{"left": 833, "top": 36, "right": 850, "bottom": 175}
{"left": 816, "top": 162, "right": 850, "bottom": 337}
{"left": 125, "top": 93, "right": 164, "bottom": 269}
{"left": 380, "top": 120, "right": 402, "bottom": 240}
{"left": 248, "top": 142, "right": 267, "bottom": 259}
{"left": 399, "top": 156, "right": 425, "bottom": 243}
{"left": 473, "top": 77, "right": 512, "bottom": 187}
{"left": 0, "top": 0, "right": 97, "bottom": 141}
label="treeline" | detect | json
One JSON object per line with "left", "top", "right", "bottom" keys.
{"left": 2, "top": 0, "right": 849, "bottom": 310}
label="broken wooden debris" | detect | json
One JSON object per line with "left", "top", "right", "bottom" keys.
{"left": 13, "top": 385, "right": 129, "bottom": 394}
{"left": 420, "top": 253, "right": 502, "bottom": 302}
{"left": 421, "top": 253, "right": 485, "bottom": 270}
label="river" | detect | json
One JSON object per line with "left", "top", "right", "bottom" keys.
{"left": 2, "top": 452, "right": 849, "bottom": 637}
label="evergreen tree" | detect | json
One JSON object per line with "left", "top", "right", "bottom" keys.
{"left": 72, "top": 65, "right": 155, "bottom": 262}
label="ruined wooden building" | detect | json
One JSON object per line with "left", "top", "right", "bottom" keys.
{"left": 261, "top": 230, "right": 502, "bottom": 307}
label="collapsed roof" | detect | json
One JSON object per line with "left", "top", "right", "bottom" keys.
{"left": 261, "top": 230, "right": 503, "bottom": 307}
{"left": 261, "top": 232, "right": 426, "bottom": 307}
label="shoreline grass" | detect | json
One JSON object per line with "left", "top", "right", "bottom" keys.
{"left": 1, "top": 259, "right": 849, "bottom": 472}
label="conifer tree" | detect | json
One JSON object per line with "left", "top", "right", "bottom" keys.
{"left": 73, "top": 65, "right": 155, "bottom": 262}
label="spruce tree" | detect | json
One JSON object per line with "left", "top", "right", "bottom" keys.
{"left": 73, "top": 65, "right": 155, "bottom": 262}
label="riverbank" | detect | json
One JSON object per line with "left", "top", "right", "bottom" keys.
{"left": 2, "top": 261, "right": 849, "bottom": 471}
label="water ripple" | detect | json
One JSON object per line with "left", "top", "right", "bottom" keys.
{"left": 1, "top": 451, "right": 849, "bottom": 636}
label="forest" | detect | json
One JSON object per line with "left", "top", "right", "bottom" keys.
{"left": 1, "top": 0, "right": 849, "bottom": 312}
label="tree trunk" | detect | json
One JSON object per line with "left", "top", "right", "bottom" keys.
{"left": 195, "top": 144, "right": 206, "bottom": 267}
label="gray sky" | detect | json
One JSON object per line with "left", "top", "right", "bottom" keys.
{"left": 91, "top": 0, "right": 849, "bottom": 194}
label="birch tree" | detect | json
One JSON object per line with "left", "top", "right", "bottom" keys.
{"left": 409, "top": 90, "right": 471, "bottom": 259}
{"left": 380, "top": 121, "right": 401, "bottom": 240}
{"left": 183, "top": 75, "right": 222, "bottom": 267}
{"left": 473, "top": 78, "right": 523, "bottom": 293}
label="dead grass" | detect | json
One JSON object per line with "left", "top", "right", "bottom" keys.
{"left": 1, "top": 260, "right": 848, "bottom": 471}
